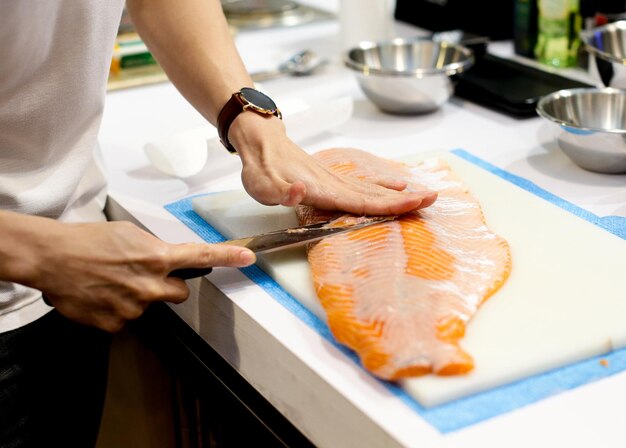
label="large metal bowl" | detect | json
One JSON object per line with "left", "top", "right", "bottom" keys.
{"left": 343, "top": 38, "right": 474, "bottom": 114}
{"left": 580, "top": 20, "right": 626, "bottom": 88}
{"left": 536, "top": 87, "right": 626, "bottom": 174}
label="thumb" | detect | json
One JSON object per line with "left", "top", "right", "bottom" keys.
{"left": 168, "top": 243, "right": 256, "bottom": 272}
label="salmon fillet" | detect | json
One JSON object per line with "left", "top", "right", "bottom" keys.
{"left": 296, "top": 149, "right": 512, "bottom": 380}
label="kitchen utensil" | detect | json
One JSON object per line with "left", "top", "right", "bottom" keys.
{"left": 167, "top": 216, "right": 396, "bottom": 282}
{"left": 536, "top": 87, "right": 626, "bottom": 173}
{"left": 580, "top": 20, "right": 626, "bottom": 65}
{"left": 220, "top": 216, "right": 395, "bottom": 253}
{"left": 580, "top": 20, "right": 626, "bottom": 88}
{"left": 57, "top": 213, "right": 388, "bottom": 298}
{"left": 169, "top": 268, "right": 214, "bottom": 278}
{"left": 343, "top": 37, "right": 474, "bottom": 114}
{"left": 250, "top": 49, "right": 326, "bottom": 82}
{"left": 221, "top": 0, "right": 334, "bottom": 31}
{"left": 167, "top": 216, "right": 395, "bottom": 280}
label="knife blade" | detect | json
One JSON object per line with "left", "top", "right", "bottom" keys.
{"left": 219, "top": 215, "right": 396, "bottom": 254}
{"left": 42, "top": 218, "right": 393, "bottom": 306}
{"left": 168, "top": 216, "right": 395, "bottom": 280}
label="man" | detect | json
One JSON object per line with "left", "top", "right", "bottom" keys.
{"left": 0, "top": 1, "right": 436, "bottom": 446}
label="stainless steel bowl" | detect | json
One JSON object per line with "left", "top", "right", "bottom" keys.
{"left": 343, "top": 38, "right": 474, "bottom": 114}
{"left": 580, "top": 20, "right": 626, "bottom": 88}
{"left": 536, "top": 88, "right": 626, "bottom": 174}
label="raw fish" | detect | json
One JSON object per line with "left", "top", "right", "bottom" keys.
{"left": 296, "top": 149, "right": 512, "bottom": 379}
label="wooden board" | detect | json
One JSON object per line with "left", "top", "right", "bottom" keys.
{"left": 191, "top": 151, "right": 626, "bottom": 407}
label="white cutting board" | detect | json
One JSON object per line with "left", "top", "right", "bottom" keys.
{"left": 192, "top": 151, "right": 626, "bottom": 408}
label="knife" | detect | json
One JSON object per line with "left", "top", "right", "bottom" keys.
{"left": 170, "top": 215, "right": 396, "bottom": 279}
{"left": 41, "top": 216, "right": 395, "bottom": 307}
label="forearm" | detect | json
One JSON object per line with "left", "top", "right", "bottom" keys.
{"left": 125, "top": 0, "right": 253, "bottom": 125}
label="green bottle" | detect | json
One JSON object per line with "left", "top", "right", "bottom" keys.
{"left": 514, "top": 0, "right": 539, "bottom": 58}
{"left": 535, "top": 0, "right": 582, "bottom": 68}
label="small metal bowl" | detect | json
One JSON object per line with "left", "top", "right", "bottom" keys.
{"left": 536, "top": 88, "right": 626, "bottom": 174}
{"left": 343, "top": 38, "right": 474, "bottom": 114}
{"left": 580, "top": 20, "right": 626, "bottom": 88}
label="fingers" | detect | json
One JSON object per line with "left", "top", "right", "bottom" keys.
{"left": 162, "top": 277, "right": 192, "bottom": 304}
{"left": 167, "top": 242, "right": 256, "bottom": 272}
{"left": 310, "top": 176, "right": 438, "bottom": 215}
{"left": 358, "top": 190, "right": 434, "bottom": 215}
{"left": 366, "top": 189, "right": 437, "bottom": 215}
{"left": 238, "top": 139, "right": 438, "bottom": 216}
{"left": 417, "top": 191, "right": 438, "bottom": 209}
{"left": 90, "top": 298, "right": 150, "bottom": 333}
{"left": 35, "top": 221, "right": 261, "bottom": 334}
{"left": 372, "top": 178, "right": 408, "bottom": 191}
{"left": 340, "top": 175, "right": 438, "bottom": 215}
{"left": 341, "top": 194, "right": 422, "bottom": 216}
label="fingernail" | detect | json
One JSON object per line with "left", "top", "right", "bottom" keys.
{"left": 239, "top": 250, "right": 256, "bottom": 265}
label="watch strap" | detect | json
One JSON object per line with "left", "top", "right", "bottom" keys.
{"left": 217, "top": 92, "right": 246, "bottom": 154}
{"left": 217, "top": 90, "right": 282, "bottom": 154}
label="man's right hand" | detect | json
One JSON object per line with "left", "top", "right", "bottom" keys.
{"left": 0, "top": 212, "right": 255, "bottom": 332}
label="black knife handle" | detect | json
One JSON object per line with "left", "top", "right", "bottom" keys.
{"left": 168, "top": 267, "right": 213, "bottom": 280}
{"left": 42, "top": 294, "right": 53, "bottom": 307}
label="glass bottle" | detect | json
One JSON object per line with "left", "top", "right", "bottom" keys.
{"left": 514, "top": 0, "right": 539, "bottom": 58}
{"left": 535, "top": 0, "right": 582, "bottom": 68}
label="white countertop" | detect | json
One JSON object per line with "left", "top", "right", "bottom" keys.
{"left": 98, "top": 2, "right": 626, "bottom": 447}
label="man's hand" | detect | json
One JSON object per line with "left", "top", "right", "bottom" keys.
{"left": 231, "top": 113, "right": 438, "bottom": 215}
{"left": 0, "top": 213, "right": 255, "bottom": 333}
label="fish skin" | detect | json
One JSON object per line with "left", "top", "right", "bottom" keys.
{"left": 296, "top": 149, "right": 512, "bottom": 380}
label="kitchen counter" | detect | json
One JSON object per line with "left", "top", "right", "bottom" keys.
{"left": 98, "top": 2, "right": 626, "bottom": 446}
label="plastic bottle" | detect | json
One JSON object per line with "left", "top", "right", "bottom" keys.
{"left": 535, "top": 0, "right": 582, "bottom": 67}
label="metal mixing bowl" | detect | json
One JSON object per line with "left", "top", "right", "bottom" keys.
{"left": 580, "top": 20, "right": 626, "bottom": 88}
{"left": 536, "top": 88, "right": 626, "bottom": 174}
{"left": 343, "top": 38, "right": 474, "bottom": 114}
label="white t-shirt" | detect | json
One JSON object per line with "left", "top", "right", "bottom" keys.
{"left": 0, "top": 1, "right": 125, "bottom": 333}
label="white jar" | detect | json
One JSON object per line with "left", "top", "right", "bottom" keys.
{"left": 339, "top": 0, "right": 396, "bottom": 50}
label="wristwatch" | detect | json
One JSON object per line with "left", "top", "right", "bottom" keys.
{"left": 217, "top": 87, "right": 282, "bottom": 154}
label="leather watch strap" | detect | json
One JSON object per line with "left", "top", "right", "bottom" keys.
{"left": 217, "top": 89, "right": 282, "bottom": 154}
{"left": 217, "top": 92, "right": 247, "bottom": 154}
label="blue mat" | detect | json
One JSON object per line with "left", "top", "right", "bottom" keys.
{"left": 165, "top": 149, "right": 626, "bottom": 433}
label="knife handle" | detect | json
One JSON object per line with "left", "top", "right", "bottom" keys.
{"left": 42, "top": 294, "right": 53, "bottom": 307}
{"left": 169, "top": 267, "right": 213, "bottom": 280}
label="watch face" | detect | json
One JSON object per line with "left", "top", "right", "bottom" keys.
{"left": 240, "top": 87, "right": 277, "bottom": 112}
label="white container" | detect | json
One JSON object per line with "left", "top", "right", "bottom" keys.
{"left": 339, "top": 0, "right": 396, "bottom": 50}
